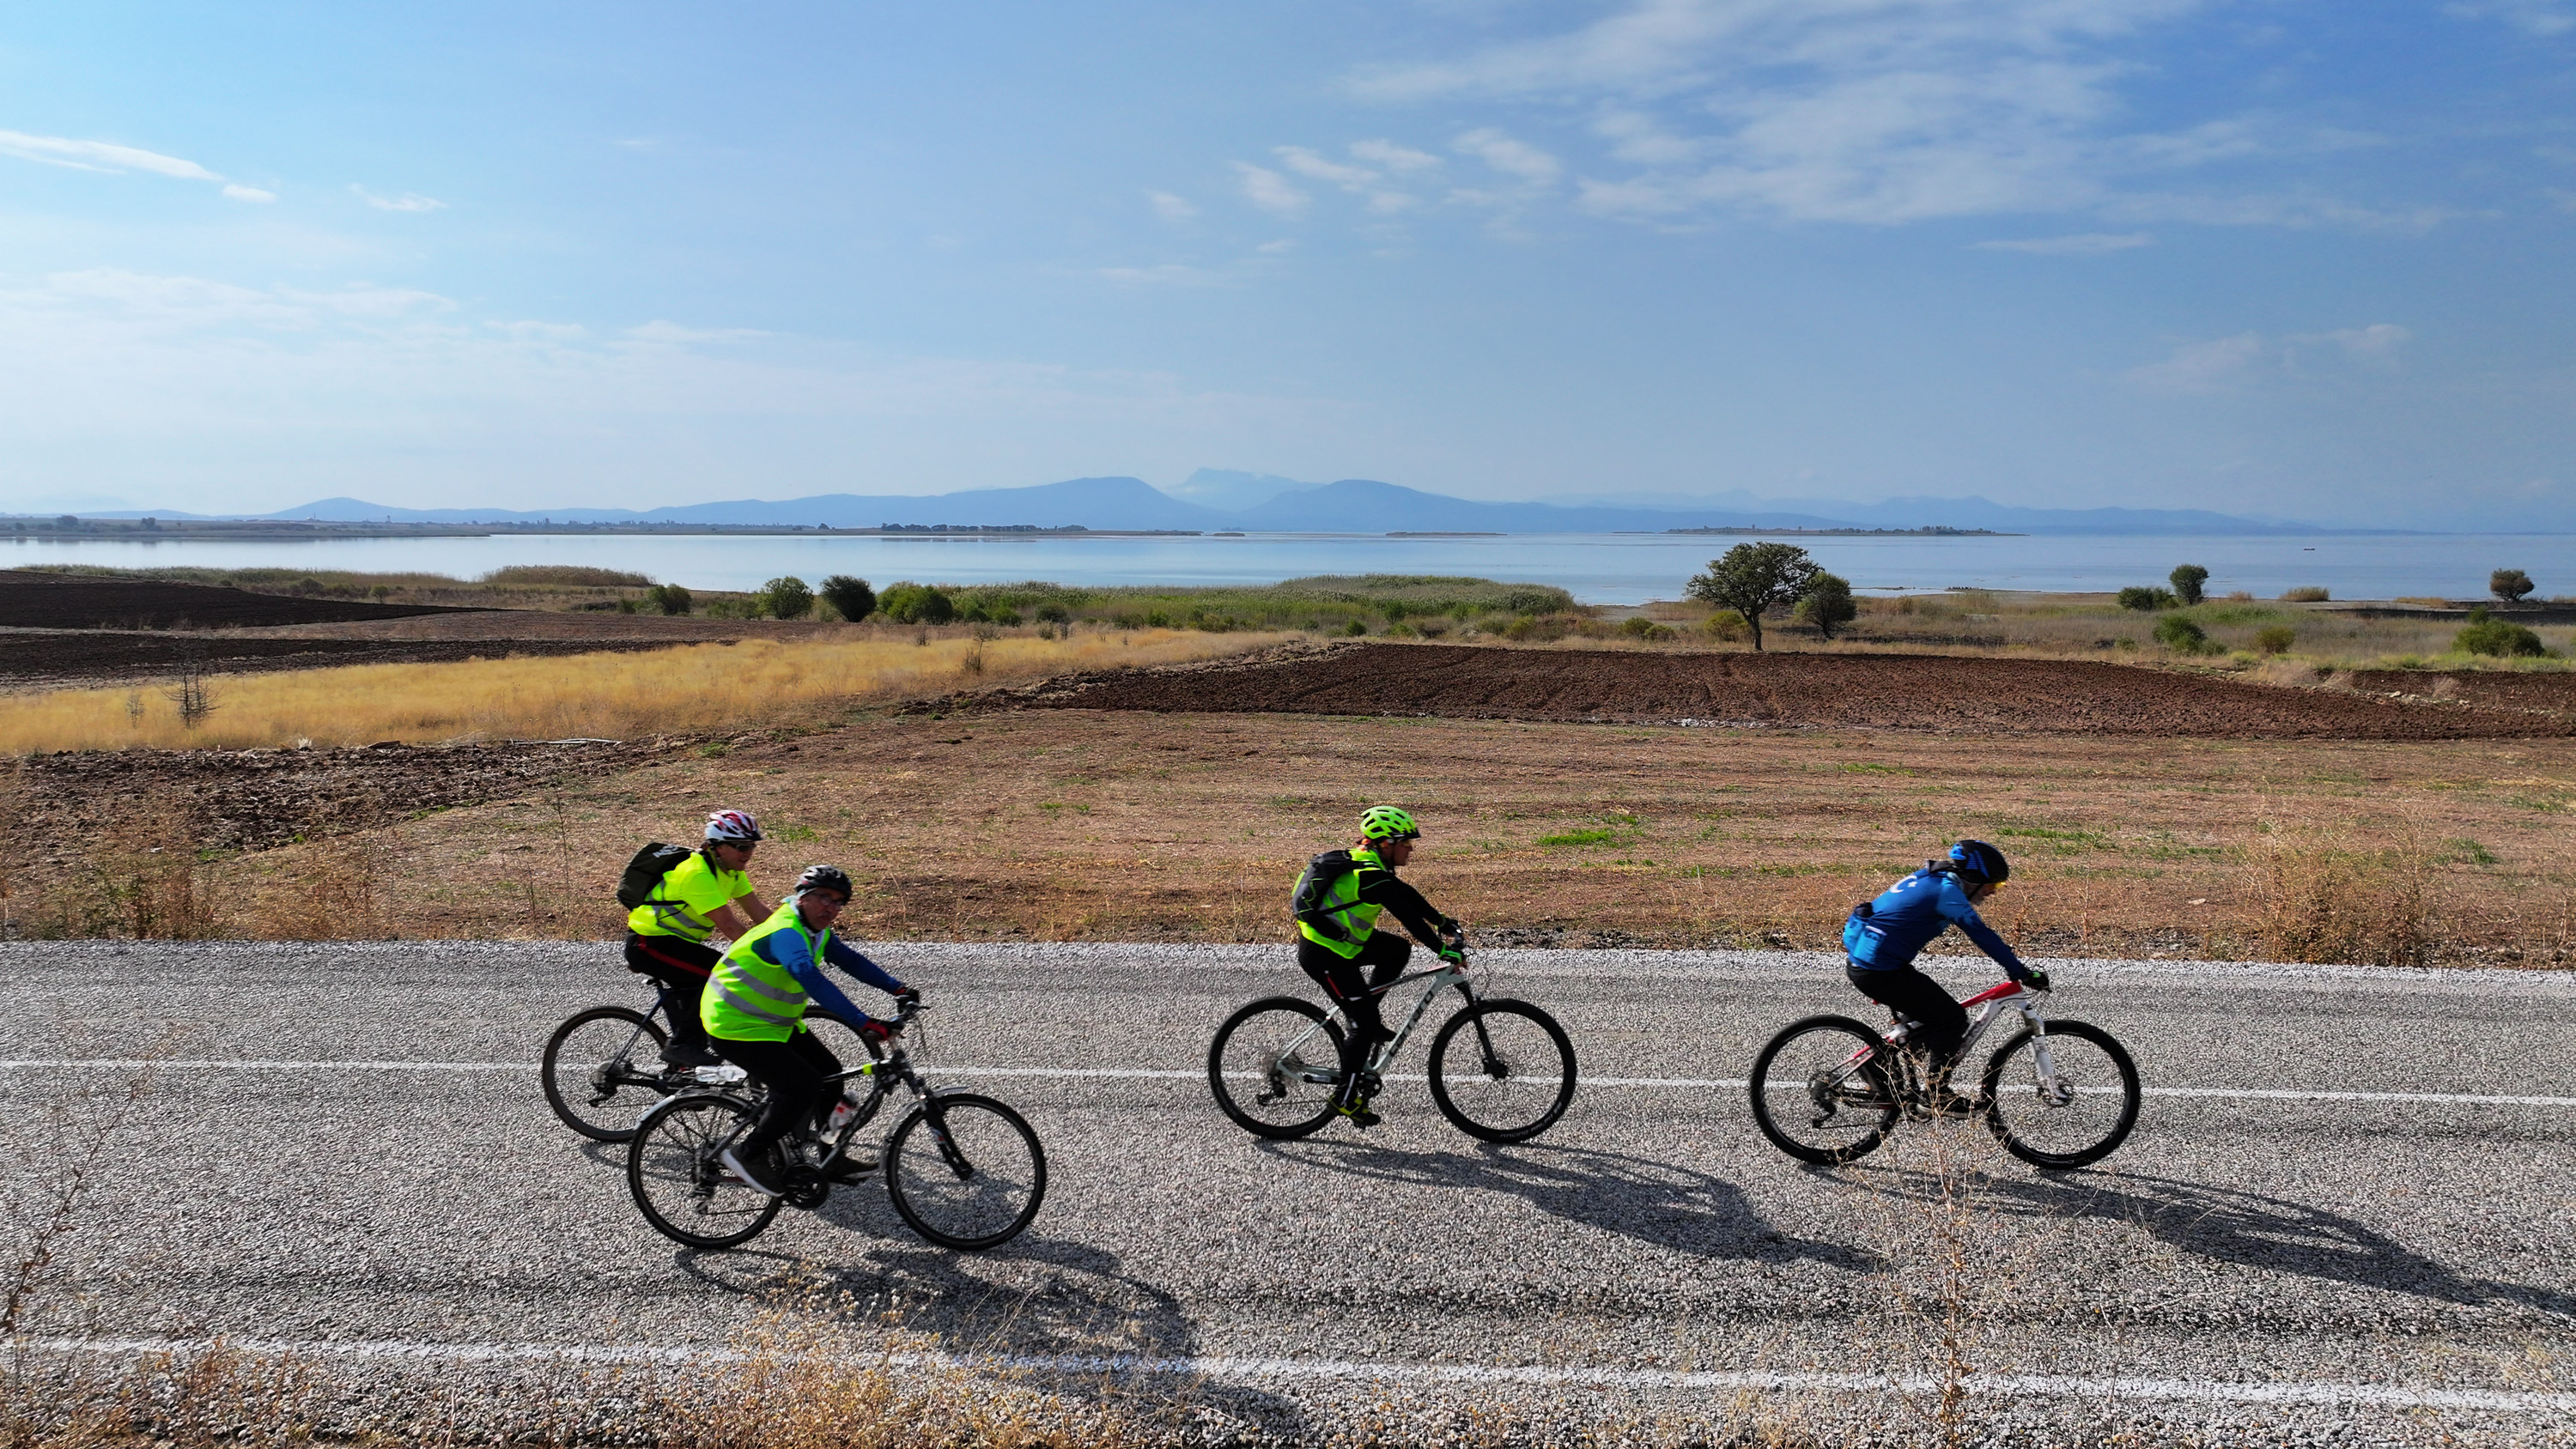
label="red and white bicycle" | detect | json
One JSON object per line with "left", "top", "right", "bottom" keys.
{"left": 1748, "top": 979, "right": 2141, "bottom": 1169}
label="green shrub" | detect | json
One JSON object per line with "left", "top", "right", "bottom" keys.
{"left": 1035, "top": 603, "right": 1070, "bottom": 624}
{"left": 1795, "top": 572, "right": 1857, "bottom": 640}
{"left": 645, "top": 583, "right": 694, "bottom": 615}
{"left": 2154, "top": 615, "right": 2218, "bottom": 652}
{"left": 1345, "top": 619, "right": 1369, "bottom": 636}
{"left": 878, "top": 582, "right": 956, "bottom": 625}
{"left": 1701, "top": 609, "right": 1748, "bottom": 642}
{"left": 483, "top": 565, "right": 653, "bottom": 587}
{"left": 2255, "top": 625, "right": 2296, "bottom": 655}
{"left": 2281, "top": 586, "right": 2330, "bottom": 603}
{"left": 759, "top": 575, "right": 813, "bottom": 620}
{"left": 2118, "top": 585, "right": 2179, "bottom": 611}
{"left": 2458, "top": 618, "right": 2545, "bottom": 657}
{"left": 817, "top": 575, "right": 875, "bottom": 622}
{"left": 2169, "top": 564, "right": 2209, "bottom": 606}
{"left": 2492, "top": 568, "right": 2536, "bottom": 603}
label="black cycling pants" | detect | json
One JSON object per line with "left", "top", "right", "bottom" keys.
{"left": 623, "top": 933, "right": 719, "bottom": 1052}
{"left": 1299, "top": 934, "right": 1412, "bottom": 1102}
{"left": 708, "top": 1030, "right": 843, "bottom": 1160}
{"left": 1846, "top": 962, "right": 1967, "bottom": 1080}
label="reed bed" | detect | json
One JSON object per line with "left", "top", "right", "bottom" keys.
{"left": 0, "top": 629, "right": 1282, "bottom": 754}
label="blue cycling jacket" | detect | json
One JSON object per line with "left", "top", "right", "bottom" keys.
{"left": 756, "top": 925, "right": 906, "bottom": 1030}
{"left": 1844, "top": 868, "right": 2030, "bottom": 980}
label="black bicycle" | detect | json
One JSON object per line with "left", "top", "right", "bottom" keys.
{"left": 625, "top": 1003, "right": 1047, "bottom": 1252}
{"left": 1207, "top": 954, "right": 1577, "bottom": 1143}
{"left": 540, "top": 985, "right": 724, "bottom": 1143}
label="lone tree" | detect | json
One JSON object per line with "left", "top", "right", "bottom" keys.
{"left": 2491, "top": 568, "right": 2536, "bottom": 604}
{"left": 760, "top": 575, "right": 814, "bottom": 620}
{"left": 1796, "top": 571, "right": 1857, "bottom": 641}
{"left": 818, "top": 574, "right": 877, "bottom": 621}
{"left": 2169, "top": 563, "right": 2209, "bottom": 607}
{"left": 1686, "top": 543, "right": 1820, "bottom": 652}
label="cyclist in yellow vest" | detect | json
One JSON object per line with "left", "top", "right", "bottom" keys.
{"left": 623, "top": 809, "right": 773, "bottom": 1070}
{"left": 1290, "top": 805, "right": 1465, "bottom": 1129}
{"left": 705, "top": 864, "right": 915, "bottom": 1197}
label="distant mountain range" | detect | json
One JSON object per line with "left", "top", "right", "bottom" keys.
{"left": 61, "top": 470, "right": 2372, "bottom": 536}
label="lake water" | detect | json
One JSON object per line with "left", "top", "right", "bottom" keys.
{"left": 9, "top": 530, "right": 2573, "bottom": 604}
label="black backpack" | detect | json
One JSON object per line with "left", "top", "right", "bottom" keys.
{"left": 616, "top": 842, "right": 697, "bottom": 909}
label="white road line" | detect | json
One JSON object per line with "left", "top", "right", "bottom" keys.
{"left": 26, "top": 1337, "right": 2576, "bottom": 1415}
{"left": 4, "top": 1059, "right": 2573, "bottom": 1107}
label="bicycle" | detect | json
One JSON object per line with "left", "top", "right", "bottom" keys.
{"left": 1207, "top": 952, "right": 1577, "bottom": 1143}
{"left": 624, "top": 1003, "right": 1048, "bottom": 1252}
{"left": 1747, "top": 977, "right": 2140, "bottom": 1169}
{"left": 540, "top": 984, "right": 732, "bottom": 1143}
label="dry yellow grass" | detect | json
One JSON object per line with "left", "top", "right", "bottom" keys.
{"left": 0, "top": 628, "right": 1285, "bottom": 753}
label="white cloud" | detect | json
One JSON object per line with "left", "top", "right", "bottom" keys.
{"left": 2447, "top": 0, "right": 2576, "bottom": 35}
{"left": 351, "top": 185, "right": 447, "bottom": 212}
{"left": 1455, "top": 128, "right": 1561, "bottom": 185}
{"left": 1975, "top": 231, "right": 2153, "bottom": 253}
{"left": 1349, "top": 139, "right": 1442, "bottom": 172}
{"left": 1147, "top": 190, "right": 1200, "bottom": 223}
{"left": 1276, "top": 145, "right": 1378, "bottom": 186}
{"left": 0, "top": 130, "right": 272, "bottom": 201}
{"left": 2128, "top": 323, "right": 2411, "bottom": 393}
{"left": 1234, "top": 161, "right": 1310, "bottom": 215}
{"left": 0, "top": 267, "right": 1351, "bottom": 511}
{"left": 2127, "top": 332, "right": 2264, "bottom": 394}
{"left": 1340, "top": 0, "right": 2430, "bottom": 232}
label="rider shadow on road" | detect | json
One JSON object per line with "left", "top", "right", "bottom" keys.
{"left": 1267, "top": 1137, "right": 1874, "bottom": 1271}
{"left": 664, "top": 1217, "right": 1298, "bottom": 1427}
{"left": 1868, "top": 1164, "right": 2576, "bottom": 1322}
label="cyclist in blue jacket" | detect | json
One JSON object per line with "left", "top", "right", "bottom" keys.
{"left": 1844, "top": 840, "right": 2049, "bottom": 1108}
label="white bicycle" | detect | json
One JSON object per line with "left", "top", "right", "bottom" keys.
{"left": 1748, "top": 978, "right": 2140, "bottom": 1169}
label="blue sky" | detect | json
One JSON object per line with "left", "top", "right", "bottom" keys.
{"left": 1, "top": 1, "right": 2571, "bottom": 527}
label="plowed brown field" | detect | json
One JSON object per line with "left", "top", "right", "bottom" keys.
{"left": 0, "top": 568, "right": 478, "bottom": 628}
{"left": 998, "top": 641, "right": 2572, "bottom": 739}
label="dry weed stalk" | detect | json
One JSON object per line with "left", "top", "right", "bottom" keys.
{"left": 38, "top": 800, "right": 225, "bottom": 941}
{"left": 2244, "top": 812, "right": 2436, "bottom": 967}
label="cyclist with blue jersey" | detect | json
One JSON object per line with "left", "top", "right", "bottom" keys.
{"left": 702, "top": 864, "right": 917, "bottom": 1197}
{"left": 1844, "top": 840, "right": 2050, "bottom": 1110}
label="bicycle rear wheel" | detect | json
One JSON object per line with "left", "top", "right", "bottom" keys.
{"left": 1980, "top": 1020, "right": 2139, "bottom": 1170}
{"left": 1206, "top": 997, "right": 1346, "bottom": 1139}
{"left": 1747, "top": 1015, "right": 1900, "bottom": 1165}
{"left": 885, "top": 1093, "right": 1048, "bottom": 1251}
{"left": 543, "top": 1005, "right": 671, "bottom": 1142}
{"left": 1427, "top": 1000, "right": 1577, "bottom": 1143}
{"left": 626, "top": 1092, "right": 782, "bottom": 1249}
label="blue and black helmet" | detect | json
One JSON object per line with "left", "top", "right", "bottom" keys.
{"left": 1945, "top": 839, "right": 2010, "bottom": 886}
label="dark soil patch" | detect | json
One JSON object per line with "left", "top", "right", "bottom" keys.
{"left": 0, "top": 568, "right": 483, "bottom": 629}
{"left": 13, "top": 737, "right": 683, "bottom": 859}
{"left": 0, "top": 629, "right": 687, "bottom": 691}
{"left": 963, "top": 641, "right": 2574, "bottom": 740}
{"left": 2348, "top": 670, "right": 2576, "bottom": 717}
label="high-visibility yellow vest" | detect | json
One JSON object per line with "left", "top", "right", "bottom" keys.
{"left": 1293, "top": 849, "right": 1386, "bottom": 959}
{"left": 702, "top": 902, "right": 826, "bottom": 1042}
{"left": 626, "top": 851, "right": 750, "bottom": 943}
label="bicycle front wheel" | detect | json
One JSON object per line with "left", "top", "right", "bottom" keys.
{"left": 1747, "top": 1015, "right": 1900, "bottom": 1165}
{"left": 1980, "top": 1020, "right": 2140, "bottom": 1170}
{"left": 886, "top": 1093, "right": 1048, "bottom": 1251}
{"left": 1206, "top": 997, "right": 1346, "bottom": 1140}
{"left": 625, "top": 1092, "right": 782, "bottom": 1250}
{"left": 1427, "top": 1000, "right": 1577, "bottom": 1143}
{"left": 543, "top": 1005, "right": 671, "bottom": 1142}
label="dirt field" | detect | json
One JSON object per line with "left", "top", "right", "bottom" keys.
{"left": 0, "top": 567, "right": 478, "bottom": 629}
{"left": 971, "top": 640, "right": 2576, "bottom": 739}
{"left": 0, "top": 630, "right": 699, "bottom": 691}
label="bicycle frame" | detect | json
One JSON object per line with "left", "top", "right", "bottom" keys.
{"left": 1276, "top": 961, "right": 1480, "bottom": 1085}
{"left": 1876, "top": 979, "right": 2070, "bottom": 1106}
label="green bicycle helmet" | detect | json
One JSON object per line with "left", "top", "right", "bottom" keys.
{"left": 1358, "top": 805, "right": 1420, "bottom": 841}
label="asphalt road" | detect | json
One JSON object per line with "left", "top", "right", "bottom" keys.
{"left": 3, "top": 941, "right": 2572, "bottom": 1445}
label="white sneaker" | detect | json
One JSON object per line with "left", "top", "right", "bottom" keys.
{"left": 719, "top": 1146, "right": 784, "bottom": 1197}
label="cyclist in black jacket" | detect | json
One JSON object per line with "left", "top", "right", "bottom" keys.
{"left": 1290, "top": 805, "right": 1465, "bottom": 1128}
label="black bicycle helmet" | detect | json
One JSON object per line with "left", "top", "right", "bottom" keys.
{"left": 794, "top": 864, "right": 855, "bottom": 899}
{"left": 1945, "top": 839, "right": 2010, "bottom": 886}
